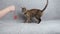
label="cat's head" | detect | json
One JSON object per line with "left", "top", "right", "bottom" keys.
{"left": 21, "top": 7, "right": 26, "bottom": 12}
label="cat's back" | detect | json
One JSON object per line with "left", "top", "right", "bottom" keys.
{"left": 30, "top": 9, "right": 41, "bottom": 11}
{"left": 29, "top": 9, "right": 41, "bottom": 14}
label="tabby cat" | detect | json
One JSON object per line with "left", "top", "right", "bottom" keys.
{"left": 21, "top": 0, "right": 48, "bottom": 24}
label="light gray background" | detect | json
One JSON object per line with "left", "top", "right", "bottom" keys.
{"left": 0, "top": 0, "right": 60, "bottom": 21}
{"left": 0, "top": 0, "right": 60, "bottom": 34}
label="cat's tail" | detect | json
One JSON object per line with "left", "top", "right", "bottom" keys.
{"left": 42, "top": 0, "right": 48, "bottom": 12}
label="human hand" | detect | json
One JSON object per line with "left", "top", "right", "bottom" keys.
{"left": 6, "top": 5, "right": 15, "bottom": 12}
